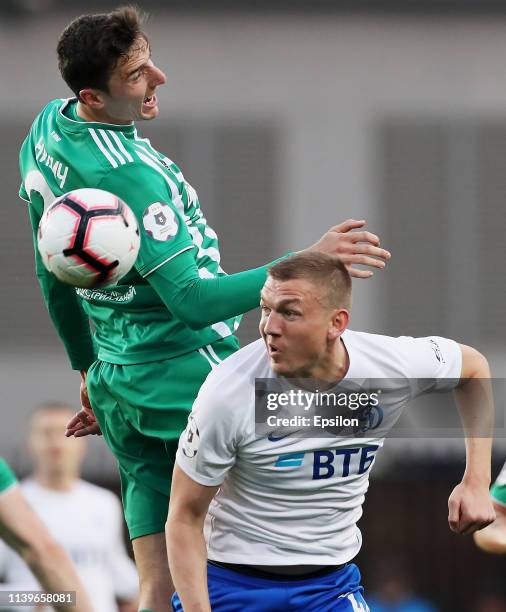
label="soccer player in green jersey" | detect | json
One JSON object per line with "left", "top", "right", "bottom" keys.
{"left": 19, "top": 7, "right": 390, "bottom": 610}
{"left": 0, "top": 458, "right": 92, "bottom": 612}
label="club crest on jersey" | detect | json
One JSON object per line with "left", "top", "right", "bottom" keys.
{"left": 142, "top": 202, "right": 178, "bottom": 241}
{"left": 182, "top": 415, "right": 200, "bottom": 458}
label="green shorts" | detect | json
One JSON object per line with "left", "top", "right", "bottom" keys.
{"left": 87, "top": 336, "right": 239, "bottom": 540}
{"left": 0, "top": 458, "right": 17, "bottom": 495}
{"left": 491, "top": 462, "right": 506, "bottom": 506}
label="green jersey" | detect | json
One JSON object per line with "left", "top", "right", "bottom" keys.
{"left": 0, "top": 458, "right": 17, "bottom": 494}
{"left": 20, "top": 98, "right": 242, "bottom": 365}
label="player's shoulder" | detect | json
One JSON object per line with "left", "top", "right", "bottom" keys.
{"left": 93, "top": 133, "right": 172, "bottom": 192}
{"left": 37, "top": 98, "right": 67, "bottom": 118}
{"left": 24, "top": 98, "right": 66, "bottom": 138}
{"left": 207, "top": 338, "right": 267, "bottom": 382}
{"left": 344, "top": 329, "right": 460, "bottom": 377}
{"left": 197, "top": 339, "right": 268, "bottom": 402}
{"left": 345, "top": 328, "right": 452, "bottom": 351}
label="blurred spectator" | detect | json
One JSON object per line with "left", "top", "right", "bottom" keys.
{"left": 367, "top": 558, "right": 437, "bottom": 612}
{"left": 0, "top": 403, "right": 139, "bottom": 612}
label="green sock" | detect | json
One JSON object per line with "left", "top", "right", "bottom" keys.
{"left": 139, "top": 609, "right": 158, "bottom": 612}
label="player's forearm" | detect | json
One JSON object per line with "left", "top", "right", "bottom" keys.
{"left": 23, "top": 539, "right": 92, "bottom": 612}
{"left": 166, "top": 518, "right": 211, "bottom": 612}
{"left": 0, "top": 491, "right": 91, "bottom": 612}
{"left": 149, "top": 251, "right": 290, "bottom": 330}
{"left": 454, "top": 349, "right": 493, "bottom": 485}
{"left": 458, "top": 393, "right": 493, "bottom": 487}
{"left": 37, "top": 272, "right": 96, "bottom": 370}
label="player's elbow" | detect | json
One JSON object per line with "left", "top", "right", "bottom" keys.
{"left": 459, "top": 344, "right": 490, "bottom": 379}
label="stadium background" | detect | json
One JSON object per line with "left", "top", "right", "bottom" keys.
{"left": 1, "top": 0, "right": 506, "bottom": 609}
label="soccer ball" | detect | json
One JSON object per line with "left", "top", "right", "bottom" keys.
{"left": 37, "top": 188, "right": 140, "bottom": 289}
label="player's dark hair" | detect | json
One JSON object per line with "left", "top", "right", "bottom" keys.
{"left": 268, "top": 252, "right": 352, "bottom": 310}
{"left": 57, "top": 6, "right": 147, "bottom": 98}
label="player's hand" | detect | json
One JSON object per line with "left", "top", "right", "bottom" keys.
{"left": 448, "top": 480, "right": 496, "bottom": 535}
{"left": 65, "top": 372, "right": 102, "bottom": 437}
{"left": 305, "top": 219, "right": 391, "bottom": 278}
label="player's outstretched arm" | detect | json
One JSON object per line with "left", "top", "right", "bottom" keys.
{"left": 166, "top": 465, "right": 219, "bottom": 612}
{"left": 448, "top": 344, "right": 496, "bottom": 535}
{"left": 0, "top": 486, "right": 92, "bottom": 612}
{"left": 149, "top": 219, "right": 390, "bottom": 331}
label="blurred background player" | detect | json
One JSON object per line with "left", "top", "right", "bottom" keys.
{"left": 0, "top": 456, "right": 92, "bottom": 612}
{"left": 19, "top": 7, "right": 390, "bottom": 610}
{"left": 474, "top": 463, "right": 506, "bottom": 554}
{"left": 167, "top": 252, "right": 495, "bottom": 611}
{"left": 0, "top": 404, "right": 138, "bottom": 612}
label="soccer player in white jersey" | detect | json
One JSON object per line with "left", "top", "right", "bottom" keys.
{"left": 166, "top": 252, "right": 496, "bottom": 612}
{"left": 0, "top": 404, "right": 138, "bottom": 612}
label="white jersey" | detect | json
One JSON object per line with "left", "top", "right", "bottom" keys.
{"left": 176, "top": 330, "right": 462, "bottom": 565}
{"left": 0, "top": 479, "right": 138, "bottom": 612}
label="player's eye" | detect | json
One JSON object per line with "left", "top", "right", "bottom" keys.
{"left": 261, "top": 306, "right": 271, "bottom": 315}
{"left": 284, "top": 310, "right": 299, "bottom": 319}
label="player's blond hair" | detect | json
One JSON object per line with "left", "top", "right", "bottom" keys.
{"left": 268, "top": 252, "right": 351, "bottom": 310}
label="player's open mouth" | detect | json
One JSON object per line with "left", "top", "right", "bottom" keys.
{"left": 268, "top": 344, "right": 280, "bottom": 355}
{"left": 143, "top": 94, "right": 157, "bottom": 108}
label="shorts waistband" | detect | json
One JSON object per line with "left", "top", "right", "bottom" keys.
{"left": 208, "top": 560, "right": 346, "bottom": 581}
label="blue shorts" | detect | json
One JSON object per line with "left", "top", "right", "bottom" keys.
{"left": 172, "top": 562, "right": 369, "bottom": 611}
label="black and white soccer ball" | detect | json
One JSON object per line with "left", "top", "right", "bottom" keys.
{"left": 37, "top": 188, "right": 140, "bottom": 289}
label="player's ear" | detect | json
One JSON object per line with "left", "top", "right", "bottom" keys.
{"left": 327, "top": 309, "right": 349, "bottom": 341}
{"left": 78, "top": 88, "right": 106, "bottom": 110}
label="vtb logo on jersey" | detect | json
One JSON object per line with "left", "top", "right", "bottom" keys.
{"left": 274, "top": 445, "right": 379, "bottom": 479}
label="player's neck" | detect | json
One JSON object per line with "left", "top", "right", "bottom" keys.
{"left": 304, "top": 338, "right": 349, "bottom": 383}
{"left": 76, "top": 101, "right": 133, "bottom": 125}
{"left": 33, "top": 471, "right": 77, "bottom": 492}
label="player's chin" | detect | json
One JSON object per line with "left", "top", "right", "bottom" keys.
{"left": 270, "top": 360, "right": 291, "bottom": 376}
{"left": 140, "top": 102, "right": 160, "bottom": 120}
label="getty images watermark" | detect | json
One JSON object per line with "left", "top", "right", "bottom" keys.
{"left": 264, "top": 388, "right": 378, "bottom": 430}
{"left": 255, "top": 378, "right": 502, "bottom": 439}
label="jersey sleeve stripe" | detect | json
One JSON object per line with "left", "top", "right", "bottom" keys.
{"left": 98, "top": 129, "right": 126, "bottom": 165}
{"left": 134, "top": 148, "right": 180, "bottom": 201}
{"left": 111, "top": 131, "right": 134, "bottom": 163}
{"left": 142, "top": 245, "right": 193, "bottom": 277}
{"left": 88, "top": 128, "right": 118, "bottom": 168}
{"left": 198, "top": 347, "right": 218, "bottom": 369}
{"left": 205, "top": 344, "right": 223, "bottom": 365}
